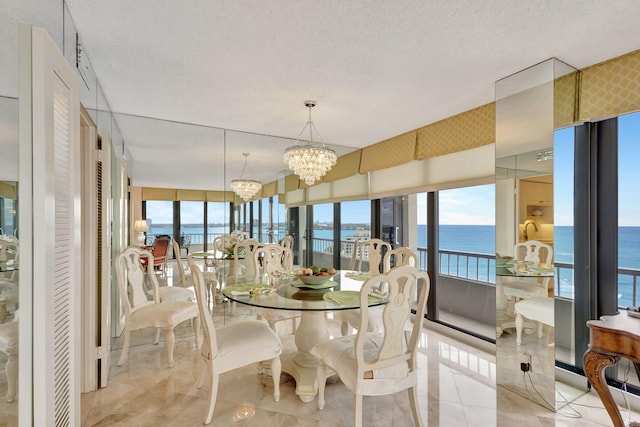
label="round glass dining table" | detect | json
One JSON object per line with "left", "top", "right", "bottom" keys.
{"left": 223, "top": 270, "right": 385, "bottom": 403}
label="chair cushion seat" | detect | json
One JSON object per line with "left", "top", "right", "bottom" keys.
{"left": 311, "top": 334, "right": 408, "bottom": 391}
{"left": 0, "top": 321, "right": 18, "bottom": 355}
{"left": 214, "top": 320, "right": 281, "bottom": 373}
{"left": 515, "top": 297, "right": 554, "bottom": 327}
{"left": 129, "top": 301, "right": 198, "bottom": 330}
{"left": 159, "top": 286, "right": 194, "bottom": 303}
{"left": 502, "top": 279, "right": 547, "bottom": 298}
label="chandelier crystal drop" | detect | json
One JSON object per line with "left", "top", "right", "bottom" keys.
{"left": 283, "top": 101, "right": 337, "bottom": 186}
{"left": 230, "top": 153, "right": 262, "bottom": 201}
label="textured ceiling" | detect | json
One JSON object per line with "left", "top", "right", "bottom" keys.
{"left": 61, "top": 0, "right": 640, "bottom": 190}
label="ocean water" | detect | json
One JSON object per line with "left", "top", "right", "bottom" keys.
{"left": 150, "top": 223, "right": 640, "bottom": 306}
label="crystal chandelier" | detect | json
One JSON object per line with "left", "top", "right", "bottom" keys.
{"left": 230, "top": 153, "right": 262, "bottom": 201}
{"left": 283, "top": 100, "right": 337, "bottom": 186}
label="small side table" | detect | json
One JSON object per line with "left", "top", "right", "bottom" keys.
{"left": 584, "top": 312, "right": 640, "bottom": 427}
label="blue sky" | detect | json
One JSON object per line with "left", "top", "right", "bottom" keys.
{"left": 146, "top": 111, "right": 640, "bottom": 227}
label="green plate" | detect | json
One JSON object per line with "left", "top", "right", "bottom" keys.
{"left": 323, "top": 290, "right": 382, "bottom": 306}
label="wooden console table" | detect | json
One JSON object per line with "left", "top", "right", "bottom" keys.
{"left": 584, "top": 312, "right": 640, "bottom": 427}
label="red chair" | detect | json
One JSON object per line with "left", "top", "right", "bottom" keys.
{"left": 141, "top": 235, "right": 171, "bottom": 275}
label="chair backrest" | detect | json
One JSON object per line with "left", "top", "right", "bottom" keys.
{"left": 115, "top": 246, "right": 160, "bottom": 320}
{"left": 152, "top": 235, "right": 171, "bottom": 261}
{"left": 172, "top": 240, "right": 189, "bottom": 284}
{"left": 230, "top": 229, "right": 250, "bottom": 240}
{"left": 255, "top": 244, "right": 293, "bottom": 278}
{"left": 212, "top": 234, "right": 239, "bottom": 257}
{"left": 383, "top": 247, "right": 418, "bottom": 273}
{"left": 0, "top": 240, "right": 18, "bottom": 281}
{"left": 279, "top": 235, "right": 293, "bottom": 250}
{"left": 187, "top": 257, "right": 218, "bottom": 360}
{"left": 233, "top": 238, "right": 261, "bottom": 281}
{"left": 350, "top": 238, "right": 391, "bottom": 274}
{"left": 357, "top": 266, "right": 430, "bottom": 380}
{"left": 514, "top": 240, "right": 553, "bottom": 267}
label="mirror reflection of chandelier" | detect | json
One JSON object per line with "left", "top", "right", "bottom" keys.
{"left": 283, "top": 100, "right": 337, "bottom": 186}
{"left": 230, "top": 153, "right": 262, "bottom": 201}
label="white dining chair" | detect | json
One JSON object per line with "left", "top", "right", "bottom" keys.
{"left": 349, "top": 238, "right": 391, "bottom": 273}
{"left": 228, "top": 238, "right": 261, "bottom": 283}
{"left": 0, "top": 314, "right": 18, "bottom": 402}
{"left": 502, "top": 240, "right": 554, "bottom": 299}
{"left": 254, "top": 244, "right": 299, "bottom": 333}
{"left": 337, "top": 239, "right": 394, "bottom": 336}
{"left": 172, "top": 240, "right": 216, "bottom": 293}
{"left": 0, "top": 240, "right": 19, "bottom": 324}
{"left": 187, "top": 257, "right": 282, "bottom": 425}
{"left": 313, "top": 265, "right": 430, "bottom": 427}
{"left": 383, "top": 246, "right": 418, "bottom": 272}
{"left": 115, "top": 247, "right": 200, "bottom": 368}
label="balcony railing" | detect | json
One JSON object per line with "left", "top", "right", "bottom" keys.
{"left": 318, "top": 240, "right": 640, "bottom": 308}
{"left": 149, "top": 230, "right": 640, "bottom": 308}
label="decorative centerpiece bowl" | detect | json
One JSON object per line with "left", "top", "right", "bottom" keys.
{"left": 295, "top": 273, "right": 336, "bottom": 286}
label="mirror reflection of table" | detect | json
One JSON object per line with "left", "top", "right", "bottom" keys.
{"left": 495, "top": 265, "right": 553, "bottom": 337}
{"left": 0, "top": 262, "right": 18, "bottom": 323}
{"left": 223, "top": 270, "right": 385, "bottom": 403}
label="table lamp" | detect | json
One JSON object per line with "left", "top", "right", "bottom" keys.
{"left": 134, "top": 219, "right": 148, "bottom": 246}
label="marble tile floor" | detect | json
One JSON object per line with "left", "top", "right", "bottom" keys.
{"left": 77, "top": 298, "right": 639, "bottom": 427}
{"left": 1, "top": 261, "right": 639, "bottom": 426}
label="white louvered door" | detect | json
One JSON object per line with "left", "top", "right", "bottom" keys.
{"left": 19, "top": 24, "right": 81, "bottom": 425}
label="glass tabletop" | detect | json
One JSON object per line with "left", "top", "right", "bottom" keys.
{"left": 191, "top": 251, "right": 242, "bottom": 261}
{"left": 223, "top": 270, "right": 386, "bottom": 312}
{"left": 496, "top": 265, "right": 553, "bottom": 277}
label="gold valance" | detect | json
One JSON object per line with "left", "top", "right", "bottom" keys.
{"left": 142, "top": 187, "right": 177, "bottom": 201}
{"left": 359, "top": 131, "right": 416, "bottom": 173}
{"left": 284, "top": 174, "right": 300, "bottom": 192}
{"left": 323, "top": 149, "right": 362, "bottom": 183}
{"left": 176, "top": 189, "right": 206, "bottom": 201}
{"left": 206, "top": 190, "right": 234, "bottom": 202}
{"left": 261, "top": 181, "right": 278, "bottom": 199}
{"left": 579, "top": 49, "right": 640, "bottom": 122}
{"left": 0, "top": 182, "right": 17, "bottom": 199}
{"left": 416, "top": 103, "right": 495, "bottom": 160}
{"left": 142, "top": 187, "right": 234, "bottom": 202}
{"left": 554, "top": 72, "right": 579, "bottom": 129}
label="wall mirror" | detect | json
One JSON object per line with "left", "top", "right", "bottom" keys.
{"left": 495, "top": 58, "right": 577, "bottom": 411}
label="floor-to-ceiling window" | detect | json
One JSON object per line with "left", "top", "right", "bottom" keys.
{"left": 145, "top": 200, "right": 174, "bottom": 244}
{"left": 179, "top": 201, "right": 204, "bottom": 251}
{"left": 274, "top": 195, "right": 286, "bottom": 242}
{"left": 207, "top": 201, "right": 228, "bottom": 245}
{"left": 311, "top": 203, "right": 334, "bottom": 267}
{"left": 0, "top": 193, "right": 17, "bottom": 237}
{"left": 554, "top": 127, "right": 576, "bottom": 365}
{"left": 415, "top": 193, "right": 428, "bottom": 270}
{"left": 614, "top": 111, "right": 640, "bottom": 388}
{"left": 339, "top": 200, "right": 371, "bottom": 270}
{"left": 260, "top": 198, "right": 270, "bottom": 242}
{"left": 436, "top": 184, "right": 495, "bottom": 338}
